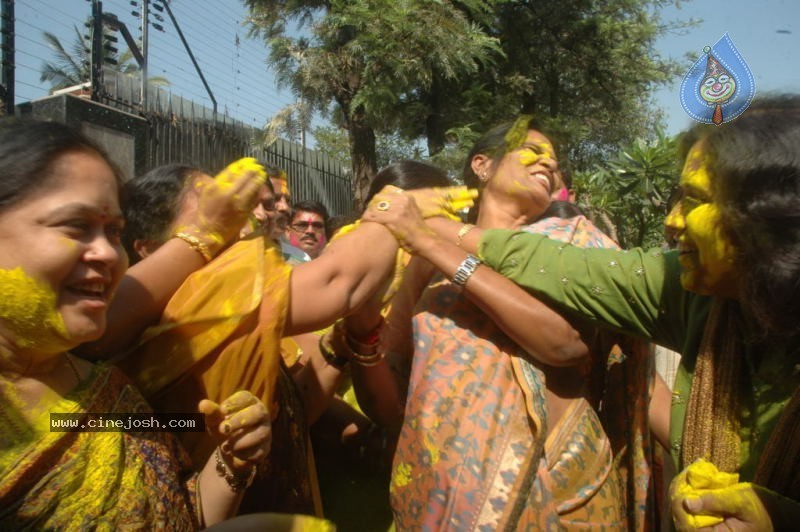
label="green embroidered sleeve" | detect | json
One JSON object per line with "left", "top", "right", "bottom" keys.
{"left": 477, "top": 228, "right": 700, "bottom": 352}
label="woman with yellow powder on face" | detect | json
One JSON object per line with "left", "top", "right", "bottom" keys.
{"left": 347, "top": 116, "right": 654, "bottom": 530}
{"left": 370, "top": 96, "right": 800, "bottom": 529}
{"left": 0, "top": 119, "right": 276, "bottom": 529}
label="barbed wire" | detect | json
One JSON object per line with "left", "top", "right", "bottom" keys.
{"left": 12, "top": 0, "right": 296, "bottom": 128}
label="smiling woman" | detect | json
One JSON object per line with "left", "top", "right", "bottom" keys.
{"left": 0, "top": 119, "right": 272, "bottom": 529}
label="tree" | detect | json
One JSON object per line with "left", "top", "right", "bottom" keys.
{"left": 245, "top": 0, "right": 501, "bottom": 209}
{"left": 574, "top": 130, "right": 681, "bottom": 249}
{"left": 246, "top": 0, "right": 692, "bottom": 208}
{"left": 497, "top": 1, "right": 688, "bottom": 168}
{"left": 40, "top": 25, "right": 169, "bottom": 92}
{"left": 313, "top": 124, "right": 423, "bottom": 171}
{"left": 40, "top": 26, "right": 91, "bottom": 90}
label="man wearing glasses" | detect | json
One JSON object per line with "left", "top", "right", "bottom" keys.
{"left": 287, "top": 200, "right": 330, "bottom": 259}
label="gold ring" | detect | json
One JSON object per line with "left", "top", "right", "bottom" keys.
{"left": 376, "top": 200, "right": 391, "bottom": 211}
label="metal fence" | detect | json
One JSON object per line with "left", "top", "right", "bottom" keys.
{"left": 104, "top": 71, "right": 353, "bottom": 216}
{"left": 2, "top": 0, "right": 354, "bottom": 216}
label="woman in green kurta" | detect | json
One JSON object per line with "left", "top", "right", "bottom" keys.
{"left": 364, "top": 96, "right": 800, "bottom": 529}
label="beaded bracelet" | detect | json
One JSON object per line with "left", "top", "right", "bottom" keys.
{"left": 214, "top": 447, "right": 256, "bottom": 493}
{"left": 173, "top": 232, "right": 213, "bottom": 263}
{"left": 318, "top": 331, "right": 349, "bottom": 370}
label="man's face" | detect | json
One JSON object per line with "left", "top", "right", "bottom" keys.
{"left": 251, "top": 185, "right": 277, "bottom": 231}
{"left": 288, "top": 210, "right": 327, "bottom": 258}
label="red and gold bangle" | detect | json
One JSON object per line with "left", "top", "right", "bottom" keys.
{"left": 333, "top": 321, "right": 384, "bottom": 367}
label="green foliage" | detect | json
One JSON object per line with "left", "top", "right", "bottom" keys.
{"left": 486, "top": 0, "right": 692, "bottom": 170}
{"left": 245, "top": 0, "right": 694, "bottom": 208}
{"left": 40, "top": 25, "right": 169, "bottom": 92}
{"left": 40, "top": 27, "right": 91, "bottom": 89}
{"left": 245, "top": 0, "right": 503, "bottom": 207}
{"left": 313, "top": 125, "right": 423, "bottom": 169}
{"left": 574, "top": 130, "right": 681, "bottom": 249}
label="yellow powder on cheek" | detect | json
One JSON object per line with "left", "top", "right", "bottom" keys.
{"left": 686, "top": 204, "right": 736, "bottom": 276}
{"left": 518, "top": 149, "right": 541, "bottom": 166}
{"left": 0, "top": 268, "right": 68, "bottom": 348}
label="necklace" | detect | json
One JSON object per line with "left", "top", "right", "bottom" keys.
{"left": 64, "top": 353, "right": 81, "bottom": 384}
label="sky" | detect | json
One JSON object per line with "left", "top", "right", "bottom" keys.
{"left": 653, "top": 0, "right": 800, "bottom": 134}
{"left": 11, "top": 0, "right": 800, "bottom": 143}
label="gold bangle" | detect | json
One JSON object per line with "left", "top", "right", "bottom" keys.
{"left": 174, "top": 232, "right": 213, "bottom": 262}
{"left": 351, "top": 352, "right": 384, "bottom": 367}
{"left": 456, "top": 223, "right": 475, "bottom": 248}
{"left": 332, "top": 321, "right": 384, "bottom": 367}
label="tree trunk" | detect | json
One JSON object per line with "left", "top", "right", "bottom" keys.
{"left": 347, "top": 104, "right": 378, "bottom": 211}
{"left": 425, "top": 73, "right": 447, "bottom": 156}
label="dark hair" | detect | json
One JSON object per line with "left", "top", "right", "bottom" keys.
{"left": 0, "top": 118, "right": 121, "bottom": 212}
{"left": 327, "top": 212, "right": 360, "bottom": 239}
{"left": 681, "top": 94, "right": 800, "bottom": 337}
{"left": 461, "top": 115, "right": 548, "bottom": 190}
{"left": 122, "top": 164, "right": 200, "bottom": 263}
{"left": 365, "top": 160, "right": 452, "bottom": 207}
{"left": 291, "top": 199, "right": 330, "bottom": 222}
{"left": 262, "top": 174, "right": 275, "bottom": 194}
{"left": 264, "top": 163, "right": 284, "bottom": 180}
{"left": 462, "top": 116, "right": 553, "bottom": 222}
{"left": 540, "top": 200, "right": 585, "bottom": 220}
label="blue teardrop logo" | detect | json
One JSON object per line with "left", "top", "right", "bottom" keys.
{"left": 680, "top": 33, "right": 755, "bottom": 125}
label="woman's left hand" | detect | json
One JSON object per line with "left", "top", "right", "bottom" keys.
{"left": 199, "top": 390, "right": 271, "bottom": 473}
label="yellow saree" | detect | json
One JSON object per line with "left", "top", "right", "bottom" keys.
{"left": 0, "top": 365, "right": 198, "bottom": 530}
{"left": 118, "top": 234, "right": 321, "bottom": 515}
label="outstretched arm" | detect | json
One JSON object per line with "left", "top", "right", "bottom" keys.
{"left": 362, "top": 192, "right": 589, "bottom": 366}
{"left": 284, "top": 221, "right": 398, "bottom": 335}
{"left": 284, "top": 185, "right": 475, "bottom": 335}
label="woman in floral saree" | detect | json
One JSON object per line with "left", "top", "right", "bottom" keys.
{"left": 354, "top": 116, "right": 654, "bottom": 530}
